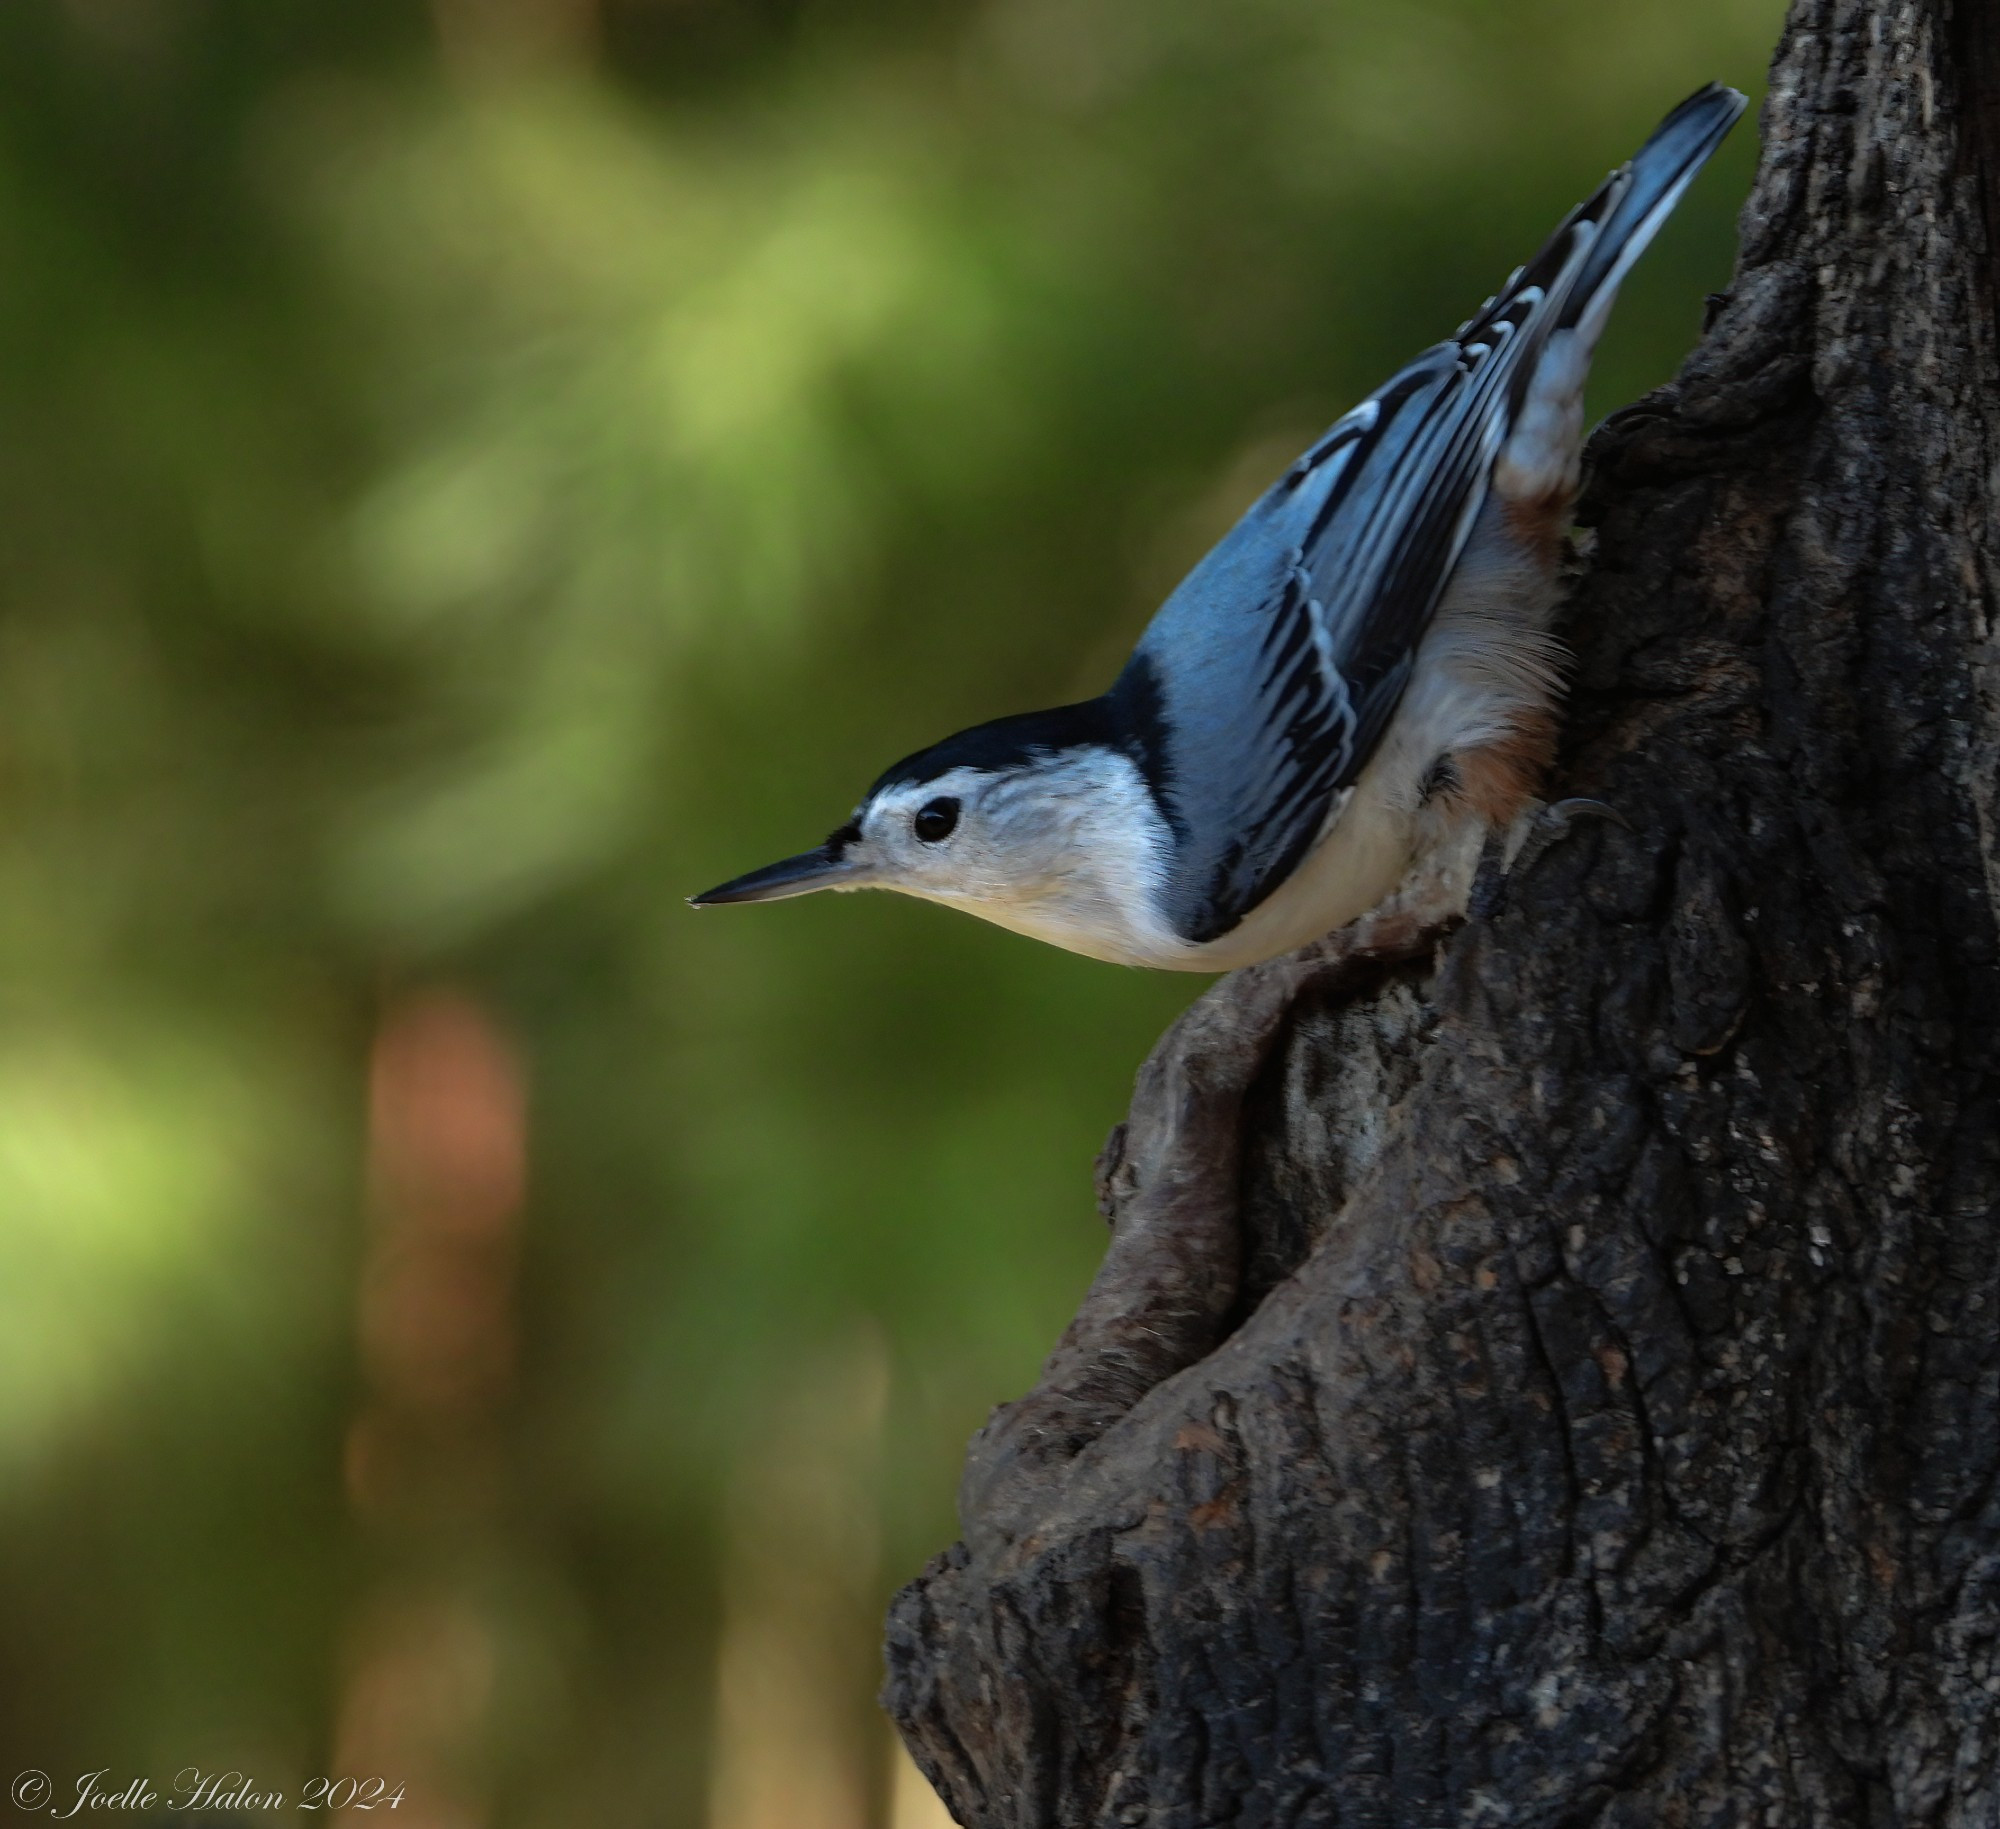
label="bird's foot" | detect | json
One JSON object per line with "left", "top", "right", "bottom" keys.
{"left": 1469, "top": 796, "right": 1628, "bottom": 921}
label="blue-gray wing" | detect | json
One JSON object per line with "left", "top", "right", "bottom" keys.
{"left": 1131, "top": 83, "right": 1744, "bottom": 945}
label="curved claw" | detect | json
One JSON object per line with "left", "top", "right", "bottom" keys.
{"left": 1471, "top": 797, "right": 1628, "bottom": 920}
{"left": 1545, "top": 796, "right": 1631, "bottom": 833}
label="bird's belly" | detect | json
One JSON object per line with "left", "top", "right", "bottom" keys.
{"left": 945, "top": 801, "right": 1415, "bottom": 973}
{"left": 1174, "top": 780, "right": 1420, "bottom": 972}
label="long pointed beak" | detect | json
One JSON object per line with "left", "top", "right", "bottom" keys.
{"left": 688, "top": 843, "right": 862, "bottom": 908}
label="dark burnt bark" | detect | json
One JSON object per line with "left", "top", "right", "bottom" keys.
{"left": 883, "top": 0, "right": 2000, "bottom": 1822}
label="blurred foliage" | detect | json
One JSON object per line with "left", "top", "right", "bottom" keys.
{"left": 0, "top": 1, "right": 1777, "bottom": 1824}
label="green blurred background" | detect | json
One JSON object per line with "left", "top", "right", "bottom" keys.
{"left": 0, "top": 2, "right": 1774, "bottom": 1824}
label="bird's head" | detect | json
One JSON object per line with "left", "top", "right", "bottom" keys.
{"left": 688, "top": 703, "right": 1180, "bottom": 964}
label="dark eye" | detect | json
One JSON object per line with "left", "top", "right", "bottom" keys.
{"left": 913, "top": 796, "right": 960, "bottom": 843}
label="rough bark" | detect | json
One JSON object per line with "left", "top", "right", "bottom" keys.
{"left": 882, "top": 0, "right": 2000, "bottom": 1822}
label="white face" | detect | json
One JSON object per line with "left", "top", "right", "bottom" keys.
{"left": 841, "top": 752, "right": 1188, "bottom": 966}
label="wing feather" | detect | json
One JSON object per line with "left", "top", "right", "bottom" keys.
{"left": 1130, "top": 86, "right": 1744, "bottom": 944}
{"left": 1134, "top": 291, "right": 1591, "bottom": 942}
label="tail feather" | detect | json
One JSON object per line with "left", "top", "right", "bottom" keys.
{"left": 1482, "top": 86, "right": 1745, "bottom": 517}
{"left": 1449, "top": 84, "right": 1746, "bottom": 422}
{"left": 1562, "top": 82, "right": 1748, "bottom": 342}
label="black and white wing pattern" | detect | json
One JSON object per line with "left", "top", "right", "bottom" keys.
{"left": 1129, "top": 83, "right": 1744, "bottom": 945}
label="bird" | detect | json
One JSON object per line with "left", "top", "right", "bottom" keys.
{"left": 691, "top": 85, "right": 1747, "bottom": 971}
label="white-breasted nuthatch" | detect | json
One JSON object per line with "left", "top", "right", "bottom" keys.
{"left": 692, "top": 86, "right": 1746, "bottom": 970}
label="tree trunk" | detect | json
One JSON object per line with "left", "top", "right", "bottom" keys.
{"left": 882, "top": 0, "right": 2000, "bottom": 1821}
